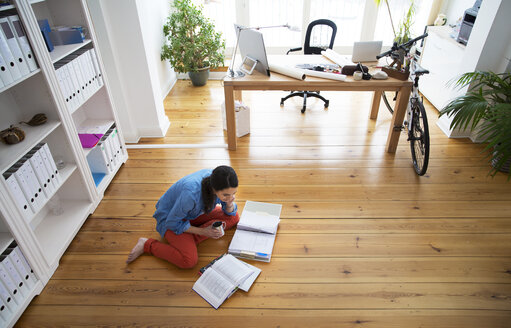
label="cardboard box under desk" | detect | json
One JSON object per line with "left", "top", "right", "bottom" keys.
{"left": 221, "top": 101, "right": 250, "bottom": 137}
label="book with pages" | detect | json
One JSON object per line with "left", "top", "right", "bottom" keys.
{"left": 228, "top": 201, "right": 282, "bottom": 262}
{"left": 193, "top": 254, "right": 261, "bottom": 309}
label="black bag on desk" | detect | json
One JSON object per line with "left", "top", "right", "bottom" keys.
{"left": 341, "top": 64, "right": 368, "bottom": 75}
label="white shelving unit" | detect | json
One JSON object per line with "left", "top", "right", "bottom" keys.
{"left": 0, "top": 0, "right": 127, "bottom": 326}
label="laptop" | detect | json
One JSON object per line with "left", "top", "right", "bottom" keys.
{"left": 351, "top": 41, "right": 383, "bottom": 62}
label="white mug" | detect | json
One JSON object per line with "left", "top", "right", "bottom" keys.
{"left": 434, "top": 14, "right": 447, "bottom": 26}
{"left": 212, "top": 221, "right": 225, "bottom": 237}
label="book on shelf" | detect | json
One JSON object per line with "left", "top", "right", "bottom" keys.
{"left": 193, "top": 254, "right": 260, "bottom": 309}
{"left": 228, "top": 201, "right": 282, "bottom": 262}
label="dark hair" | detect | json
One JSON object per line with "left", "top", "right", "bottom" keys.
{"left": 201, "top": 166, "right": 238, "bottom": 213}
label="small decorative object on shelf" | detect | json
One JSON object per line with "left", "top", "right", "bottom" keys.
{"left": 20, "top": 113, "right": 47, "bottom": 126}
{"left": 0, "top": 125, "right": 25, "bottom": 144}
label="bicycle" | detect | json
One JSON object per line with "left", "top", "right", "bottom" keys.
{"left": 376, "top": 33, "right": 430, "bottom": 176}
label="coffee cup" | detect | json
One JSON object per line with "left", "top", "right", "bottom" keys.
{"left": 212, "top": 221, "right": 225, "bottom": 237}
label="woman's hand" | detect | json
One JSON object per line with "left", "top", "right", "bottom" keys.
{"left": 201, "top": 225, "right": 224, "bottom": 239}
{"left": 225, "top": 195, "right": 236, "bottom": 212}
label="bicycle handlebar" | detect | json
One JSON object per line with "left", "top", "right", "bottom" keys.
{"left": 376, "top": 33, "right": 428, "bottom": 59}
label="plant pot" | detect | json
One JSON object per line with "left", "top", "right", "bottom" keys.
{"left": 188, "top": 67, "right": 210, "bottom": 86}
{"left": 492, "top": 148, "right": 511, "bottom": 173}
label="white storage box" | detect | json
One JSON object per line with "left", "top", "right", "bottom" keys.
{"left": 221, "top": 100, "right": 250, "bottom": 137}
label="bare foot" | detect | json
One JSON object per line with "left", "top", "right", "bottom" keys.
{"left": 126, "top": 237, "right": 148, "bottom": 264}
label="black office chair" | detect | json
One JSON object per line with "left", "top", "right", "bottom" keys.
{"left": 280, "top": 19, "right": 337, "bottom": 113}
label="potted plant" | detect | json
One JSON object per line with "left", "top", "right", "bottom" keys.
{"left": 439, "top": 71, "right": 511, "bottom": 179}
{"left": 161, "top": 0, "right": 225, "bottom": 86}
{"left": 375, "top": 0, "right": 416, "bottom": 69}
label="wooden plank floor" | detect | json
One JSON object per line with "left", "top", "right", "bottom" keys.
{"left": 17, "top": 80, "right": 511, "bottom": 327}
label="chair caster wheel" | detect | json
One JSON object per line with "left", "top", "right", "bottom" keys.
{"left": 280, "top": 99, "right": 284, "bottom": 106}
{"left": 324, "top": 101, "right": 329, "bottom": 108}
{"left": 301, "top": 108, "right": 306, "bottom": 114}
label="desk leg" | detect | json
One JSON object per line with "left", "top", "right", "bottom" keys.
{"left": 234, "top": 90, "right": 242, "bottom": 102}
{"left": 386, "top": 86, "right": 411, "bottom": 153}
{"left": 370, "top": 90, "right": 382, "bottom": 120}
{"left": 224, "top": 85, "right": 237, "bottom": 150}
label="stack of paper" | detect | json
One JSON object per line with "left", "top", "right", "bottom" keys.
{"left": 229, "top": 201, "right": 282, "bottom": 262}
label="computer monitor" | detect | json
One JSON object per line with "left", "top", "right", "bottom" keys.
{"left": 236, "top": 25, "right": 271, "bottom": 76}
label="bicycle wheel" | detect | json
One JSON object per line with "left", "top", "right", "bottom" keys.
{"left": 409, "top": 100, "right": 430, "bottom": 175}
{"left": 381, "top": 91, "right": 398, "bottom": 114}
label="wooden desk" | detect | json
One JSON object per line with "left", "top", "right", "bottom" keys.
{"left": 223, "top": 55, "right": 412, "bottom": 152}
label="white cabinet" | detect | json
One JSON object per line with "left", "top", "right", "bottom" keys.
{"left": 0, "top": 0, "right": 126, "bottom": 326}
{"left": 420, "top": 26, "right": 467, "bottom": 111}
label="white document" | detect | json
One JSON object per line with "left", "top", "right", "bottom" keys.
{"left": 321, "top": 48, "right": 354, "bottom": 67}
{"left": 0, "top": 18, "right": 29, "bottom": 77}
{"left": 11, "top": 164, "right": 42, "bottom": 213}
{"left": 4, "top": 174, "right": 33, "bottom": 221}
{"left": 228, "top": 201, "right": 282, "bottom": 262}
{"left": 0, "top": 263, "right": 20, "bottom": 303}
{"left": 87, "top": 146, "right": 110, "bottom": 174}
{"left": 81, "top": 52, "right": 96, "bottom": 94}
{"left": 41, "top": 143, "right": 62, "bottom": 184}
{"left": 20, "top": 160, "right": 47, "bottom": 209}
{"left": 238, "top": 261, "right": 261, "bottom": 292}
{"left": 193, "top": 254, "right": 253, "bottom": 309}
{"left": 100, "top": 136, "right": 114, "bottom": 170}
{"left": 27, "top": 153, "right": 55, "bottom": 197}
{"left": 85, "top": 50, "right": 100, "bottom": 89}
{"left": 105, "top": 130, "right": 118, "bottom": 167}
{"left": 0, "top": 297, "right": 12, "bottom": 322}
{"left": 0, "top": 279, "right": 16, "bottom": 310}
{"left": 0, "top": 52, "right": 13, "bottom": 85}
{"left": 0, "top": 256, "right": 27, "bottom": 297}
{"left": 90, "top": 48, "right": 103, "bottom": 86}
{"left": 64, "top": 63, "right": 82, "bottom": 109}
{"left": 77, "top": 120, "right": 113, "bottom": 135}
{"left": 98, "top": 142, "right": 112, "bottom": 172}
{"left": 11, "top": 246, "right": 37, "bottom": 288}
{"left": 66, "top": 60, "right": 84, "bottom": 105}
{"left": 110, "top": 127, "right": 122, "bottom": 159}
{"left": 32, "top": 147, "right": 58, "bottom": 191}
{"left": 0, "top": 21, "right": 21, "bottom": 81}
{"left": 238, "top": 210, "right": 280, "bottom": 234}
{"left": 229, "top": 229, "right": 276, "bottom": 259}
{"left": 55, "top": 66, "right": 72, "bottom": 112}
{"left": 72, "top": 56, "right": 89, "bottom": 100}
{"left": 6, "top": 248, "right": 35, "bottom": 289}
{"left": 7, "top": 15, "right": 37, "bottom": 72}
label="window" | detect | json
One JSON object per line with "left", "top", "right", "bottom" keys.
{"left": 199, "top": 0, "right": 433, "bottom": 57}
{"left": 309, "top": 0, "right": 366, "bottom": 46}
{"left": 374, "top": 0, "right": 428, "bottom": 44}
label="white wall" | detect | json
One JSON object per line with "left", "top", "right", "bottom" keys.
{"left": 135, "top": 0, "right": 176, "bottom": 98}
{"left": 87, "top": 0, "right": 174, "bottom": 143}
{"left": 440, "top": 0, "right": 474, "bottom": 25}
{"left": 436, "top": 0, "right": 511, "bottom": 139}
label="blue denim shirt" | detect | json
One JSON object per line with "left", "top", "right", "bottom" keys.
{"left": 153, "top": 169, "right": 238, "bottom": 237}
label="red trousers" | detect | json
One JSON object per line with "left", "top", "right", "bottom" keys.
{"left": 144, "top": 207, "right": 239, "bottom": 268}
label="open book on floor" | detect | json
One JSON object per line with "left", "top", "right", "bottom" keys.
{"left": 228, "top": 201, "right": 282, "bottom": 262}
{"left": 193, "top": 254, "right": 261, "bottom": 309}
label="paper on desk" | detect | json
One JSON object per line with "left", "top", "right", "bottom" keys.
{"left": 321, "top": 49, "right": 354, "bottom": 67}
{"left": 303, "top": 69, "right": 347, "bottom": 81}
{"left": 268, "top": 63, "right": 305, "bottom": 80}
